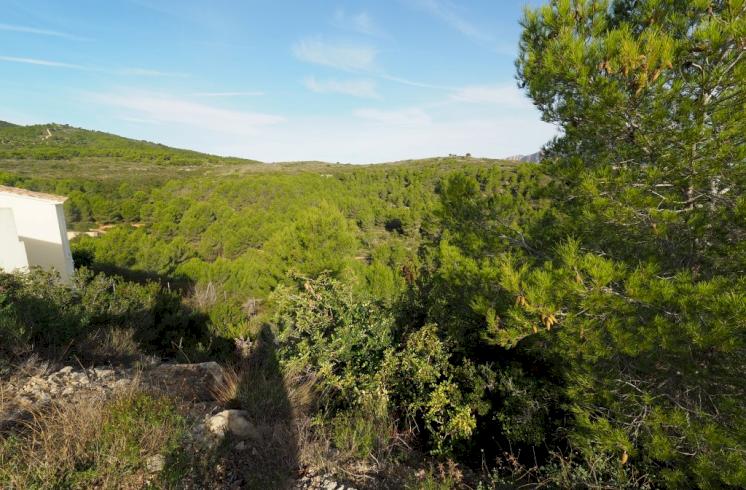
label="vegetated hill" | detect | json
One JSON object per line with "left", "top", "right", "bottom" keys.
{"left": 0, "top": 121, "right": 258, "bottom": 165}
{"left": 0, "top": 120, "right": 518, "bottom": 185}
{"left": 504, "top": 151, "right": 542, "bottom": 163}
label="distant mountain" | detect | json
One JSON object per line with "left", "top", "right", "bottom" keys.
{"left": 0, "top": 122, "right": 259, "bottom": 165}
{"left": 504, "top": 151, "right": 542, "bottom": 163}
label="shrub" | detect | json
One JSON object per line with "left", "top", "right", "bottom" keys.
{"left": 272, "top": 273, "right": 394, "bottom": 412}
{"left": 0, "top": 269, "right": 85, "bottom": 354}
{"left": 272, "top": 274, "right": 488, "bottom": 457}
{"left": 0, "top": 268, "right": 210, "bottom": 363}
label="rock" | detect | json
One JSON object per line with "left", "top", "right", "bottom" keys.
{"left": 94, "top": 368, "right": 114, "bottom": 379}
{"left": 206, "top": 410, "right": 259, "bottom": 439}
{"left": 294, "top": 474, "right": 356, "bottom": 490}
{"left": 148, "top": 362, "right": 224, "bottom": 401}
{"left": 58, "top": 366, "right": 73, "bottom": 375}
{"left": 229, "top": 415, "right": 259, "bottom": 439}
{"left": 146, "top": 454, "right": 165, "bottom": 473}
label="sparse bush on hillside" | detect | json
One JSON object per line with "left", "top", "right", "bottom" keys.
{"left": 0, "top": 123, "right": 252, "bottom": 165}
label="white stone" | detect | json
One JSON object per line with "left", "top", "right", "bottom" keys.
{"left": 206, "top": 409, "right": 258, "bottom": 439}
{"left": 94, "top": 368, "right": 114, "bottom": 378}
{"left": 145, "top": 454, "right": 165, "bottom": 473}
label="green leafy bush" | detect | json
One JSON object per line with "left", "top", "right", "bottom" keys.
{"left": 0, "top": 268, "right": 209, "bottom": 362}
{"left": 272, "top": 275, "right": 488, "bottom": 456}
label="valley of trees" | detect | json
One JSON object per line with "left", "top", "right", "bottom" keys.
{"left": 1, "top": 1, "right": 744, "bottom": 488}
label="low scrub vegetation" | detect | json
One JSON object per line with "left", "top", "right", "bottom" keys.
{"left": 0, "top": 384, "right": 187, "bottom": 489}
{"left": 0, "top": 268, "right": 211, "bottom": 370}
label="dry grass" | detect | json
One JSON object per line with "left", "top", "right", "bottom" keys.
{"left": 74, "top": 327, "right": 143, "bottom": 364}
{"left": 189, "top": 281, "right": 218, "bottom": 311}
{"left": 0, "top": 355, "right": 49, "bottom": 429}
{"left": 210, "top": 363, "right": 240, "bottom": 408}
{"left": 0, "top": 378, "right": 188, "bottom": 489}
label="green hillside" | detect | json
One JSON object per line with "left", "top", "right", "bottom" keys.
{"left": 0, "top": 121, "right": 257, "bottom": 165}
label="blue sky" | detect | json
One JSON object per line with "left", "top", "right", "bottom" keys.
{"left": 0, "top": 0, "right": 555, "bottom": 163}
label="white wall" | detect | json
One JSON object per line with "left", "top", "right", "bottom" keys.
{"left": 0, "top": 208, "right": 29, "bottom": 273}
{"left": 0, "top": 191, "right": 74, "bottom": 283}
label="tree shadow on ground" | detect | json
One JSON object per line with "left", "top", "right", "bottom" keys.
{"left": 187, "top": 324, "right": 300, "bottom": 489}
{"left": 235, "top": 324, "right": 300, "bottom": 488}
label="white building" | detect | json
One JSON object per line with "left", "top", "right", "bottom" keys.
{"left": 0, "top": 185, "right": 75, "bottom": 283}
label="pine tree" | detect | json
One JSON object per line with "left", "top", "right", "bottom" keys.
{"left": 483, "top": 1, "right": 746, "bottom": 485}
{"left": 518, "top": 0, "right": 746, "bottom": 272}
{"left": 408, "top": 1, "right": 746, "bottom": 486}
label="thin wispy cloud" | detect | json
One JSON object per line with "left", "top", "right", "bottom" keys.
{"left": 332, "top": 9, "right": 385, "bottom": 37}
{"left": 0, "top": 23, "right": 91, "bottom": 41}
{"left": 0, "top": 55, "right": 189, "bottom": 78}
{"left": 191, "top": 91, "right": 265, "bottom": 97}
{"left": 90, "top": 91, "right": 284, "bottom": 135}
{"left": 293, "top": 37, "right": 377, "bottom": 72}
{"left": 450, "top": 84, "right": 533, "bottom": 109}
{"left": 379, "top": 73, "right": 452, "bottom": 90}
{"left": 0, "top": 55, "right": 87, "bottom": 70}
{"left": 407, "top": 0, "right": 492, "bottom": 43}
{"left": 118, "top": 116, "right": 162, "bottom": 125}
{"left": 293, "top": 38, "right": 446, "bottom": 92}
{"left": 304, "top": 76, "right": 380, "bottom": 99}
{"left": 118, "top": 67, "right": 190, "bottom": 78}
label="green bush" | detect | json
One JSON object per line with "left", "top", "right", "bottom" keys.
{"left": 0, "top": 269, "right": 85, "bottom": 353}
{"left": 273, "top": 274, "right": 394, "bottom": 412}
{"left": 272, "top": 274, "right": 488, "bottom": 456}
{"left": 0, "top": 268, "right": 209, "bottom": 362}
